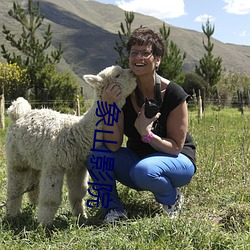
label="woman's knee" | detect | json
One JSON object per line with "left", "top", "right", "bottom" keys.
{"left": 129, "top": 161, "right": 155, "bottom": 188}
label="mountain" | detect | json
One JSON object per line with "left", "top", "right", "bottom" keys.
{"left": 1, "top": 0, "right": 250, "bottom": 98}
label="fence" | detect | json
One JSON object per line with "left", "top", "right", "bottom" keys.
{"left": 189, "top": 89, "right": 250, "bottom": 117}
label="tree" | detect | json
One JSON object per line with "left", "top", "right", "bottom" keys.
{"left": 195, "top": 19, "right": 222, "bottom": 96}
{"left": 114, "top": 11, "right": 134, "bottom": 68}
{"left": 158, "top": 23, "right": 186, "bottom": 84}
{"left": 0, "top": 62, "right": 28, "bottom": 99}
{"left": 0, "top": 62, "right": 28, "bottom": 128}
{"left": 1, "top": 0, "right": 63, "bottom": 101}
{"left": 35, "top": 64, "right": 80, "bottom": 111}
{"left": 216, "top": 72, "right": 250, "bottom": 107}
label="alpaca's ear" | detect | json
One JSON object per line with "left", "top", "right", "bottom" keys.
{"left": 83, "top": 74, "right": 103, "bottom": 87}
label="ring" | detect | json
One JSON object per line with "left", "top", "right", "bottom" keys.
{"left": 137, "top": 112, "right": 140, "bottom": 117}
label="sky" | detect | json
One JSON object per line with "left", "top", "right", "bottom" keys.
{"left": 94, "top": 0, "right": 250, "bottom": 46}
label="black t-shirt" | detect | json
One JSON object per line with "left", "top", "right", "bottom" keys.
{"left": 122, "top": 81, "right": 196, "bottom": 166}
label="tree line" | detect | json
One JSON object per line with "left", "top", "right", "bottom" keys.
{"left": 114, "top": 12, "right": 250, "bottom": 109}
{"left": 1, "top": 0, "right": 249, "bottom": 113}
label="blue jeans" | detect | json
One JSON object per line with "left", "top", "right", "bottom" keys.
{"left": 86, "top": 145, "right": 195, "bottom": 215}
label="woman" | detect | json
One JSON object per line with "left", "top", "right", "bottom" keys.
{"left": 86, "top": 27, "right": 196, "bottom": 223}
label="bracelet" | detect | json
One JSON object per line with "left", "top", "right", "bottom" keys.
{"left": 141, "top": 132, "right": 154, "bottom": 143}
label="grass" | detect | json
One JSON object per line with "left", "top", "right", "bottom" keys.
{"left": 0, "top": 107, "right": 249, "bottom": 249}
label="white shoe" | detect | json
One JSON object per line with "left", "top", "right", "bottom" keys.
{"left": 104, "top": 209, "right": 128, "bottom": 223}
{"left": 163, "top": 189, "right": 184, "bottom": 219}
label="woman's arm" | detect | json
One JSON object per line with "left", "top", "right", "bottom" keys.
{"left": 135, "top": 101, "right": 188, "bottom": 156}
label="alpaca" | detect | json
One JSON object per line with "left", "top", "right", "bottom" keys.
{"left": 5, "top": 65, "right": 136, "bottom": 226}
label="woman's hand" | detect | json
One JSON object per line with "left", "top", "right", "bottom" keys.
{"left": 134, "top": 105, "right": 161, "bottom": 136}
{"left": 102, "top": 83, "right": 122, "bottom": 104}
{"left": 100, "top": 82, "right": 124, "bottom": 152}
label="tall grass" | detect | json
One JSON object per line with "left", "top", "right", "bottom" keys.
{"left": 0, "top": 107, "right": 249, "bottom": 249}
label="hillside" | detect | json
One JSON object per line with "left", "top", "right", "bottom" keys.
{"left": 1, "top": 0, "right": 250, "bottom": 98}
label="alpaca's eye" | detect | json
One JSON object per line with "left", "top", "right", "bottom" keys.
{"left": 115, "top": 74, "right": 120, "bottom": 78}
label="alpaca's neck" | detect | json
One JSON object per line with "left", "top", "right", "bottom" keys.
{"left": 81, "top": 101, "right": 102, "bottom": 129}
{"left": 82, "top": 99, "right": 124, "bottom": 127}
{"left": 79, "top": 99, "right": 123, "bottom": 149}
{"left": 71, "top": 101, "right": 105, "bottom": 150}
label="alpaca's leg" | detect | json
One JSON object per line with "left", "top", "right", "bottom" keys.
{"left": 66, "top": 165, "right": 88, "bottom": 218}
{"left": 27, "top": 169, "right": 40, "bottom": 206}
{"left": 6, "top": 163, "right": 30, "bottom": 217}
{"left": 37, "top": 167, "right": 65, "bottom": 226}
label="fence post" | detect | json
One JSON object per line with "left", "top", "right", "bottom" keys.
{"left": 192, "top": 88, "right": 197, "bottom": 109}
{"left": 76, "top": 95, "right": 80, "bottom": 116}
{"left": 198, "top": 89, "right": 203, "bottom": 119}
{"left": 0, "top": 94, "right": 5, "bottom": 129}
{"left": 201, "top": 87, "right": 205, "bottom": 113}
{"left": 237, "top": 90, "right": 244, "bottom": 115}
{"left": 43, "top": 88, "right": 48, "bottom": 108}
{"left": 216, "top": 89, "right": 221, "bottom": 111}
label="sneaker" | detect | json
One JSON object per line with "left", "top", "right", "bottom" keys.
{"left": 103, "top": 209, "right": 128, "bottom": 223}
{"left": 163, "top": 189, "right": 184, "bottom": 219}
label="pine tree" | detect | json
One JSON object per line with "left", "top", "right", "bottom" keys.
{"left": 114, "top": 11, "right": 134, "bottom": 68}
{"left": 195, "top": 19, "right": 222, "bottom": 96}
{"left": 158, "top": 23, "right": 186, "bottom": 84}
{"left": 1, "top": 0, "right": 63, "bottom": 100}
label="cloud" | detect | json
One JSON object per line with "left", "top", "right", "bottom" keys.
{"left": 223, "top": 0, "right": 250, "bottom": 14}
{"left": 239, "top": 30, "right": 248, "bottom": 37}
{"left": 194, "top": 14, "right": 216, "bottom": 22}
{"left": 115, "top": 0, "right": 186, "bottom": 19}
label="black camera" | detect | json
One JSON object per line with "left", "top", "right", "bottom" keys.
{"left": 144, "top": 97, "right": 160, "bottom": 118}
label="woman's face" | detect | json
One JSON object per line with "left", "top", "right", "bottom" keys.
{"left": 129, "top": 44, "right": 161, "bottom": 76}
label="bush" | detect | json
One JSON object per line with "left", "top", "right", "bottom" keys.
{"left": 27, "top": 64, "right": 81, "bottom": 111}
{"left": 183, "top": 72, "right": 207, "bottom": 97}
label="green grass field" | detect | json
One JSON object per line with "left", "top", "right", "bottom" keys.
{"left": 0, "top": 107, "right": 249, "bottom": 249}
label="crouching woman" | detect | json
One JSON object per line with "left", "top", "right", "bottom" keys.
{"left": 86, "top": 27, "right": 196, "bottom": 223}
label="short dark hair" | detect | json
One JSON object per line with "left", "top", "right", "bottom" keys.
{"left": 126, "top": 27, "right": 164, "bottom": 57}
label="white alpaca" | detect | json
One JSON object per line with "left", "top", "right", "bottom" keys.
{"left": 5, "top": 65, "right": 136, "bottom": 226}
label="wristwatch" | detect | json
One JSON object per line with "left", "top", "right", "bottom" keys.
{"left": 141, "top": 132, "right": 154, "bottom": 143}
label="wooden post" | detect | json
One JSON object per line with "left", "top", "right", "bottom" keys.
{"left": 237, "top": 90, "right": 244, "bottom": 115}
{"left": 76, "top": 95, "right": 80, "bottom": 116}
{"left": 0, "top": 93, "right": 5, "bottom": 129}
{"left": 198, "top": 89, "right": 203, "bottom": 119}
{"left": 217, "top": 89, "right": 221, "bottom": 111}
{"left": 192, "top": 88, "right": 197, "bottom": 108}
{"left": 201, "top": 87, "right": 205, "bottom": 113}
{"left": 43, "top": 88, "right": 48, "bottom": 108}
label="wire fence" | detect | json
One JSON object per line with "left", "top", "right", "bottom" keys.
{"left": 4, "top": 95, "right": 250, "bottom": 115}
